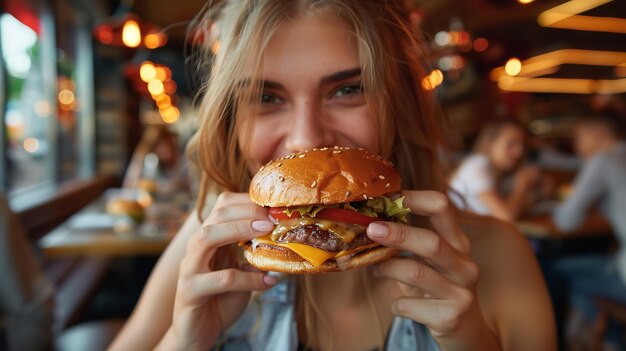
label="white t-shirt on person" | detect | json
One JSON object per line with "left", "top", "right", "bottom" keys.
{"left": 449, "top": 154, "right": 495, "bottom": 215}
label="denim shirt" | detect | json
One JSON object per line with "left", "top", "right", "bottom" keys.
{"left": 216, "top": 278, "right": 440, "bottom": 351}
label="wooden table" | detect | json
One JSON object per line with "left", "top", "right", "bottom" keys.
{"left": 38, "top": 199, "right": 183, "bottom": 258}
{"left": 516, "top": 213, "right": 612, "bottom": 239}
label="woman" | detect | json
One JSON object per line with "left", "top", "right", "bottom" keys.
{"left": 110, "top": 1, "right": 556, "bottom": 350}
{"left": 450, "top": 120, "right": 541, "bottom": 221}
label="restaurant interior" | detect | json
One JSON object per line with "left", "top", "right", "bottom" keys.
{"left": 1, "top": 0, "right": 625, "bottom": 350}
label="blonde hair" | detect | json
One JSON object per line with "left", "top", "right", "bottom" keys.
{"left": 186, "top": 0, "right": 451, "bottom": 348}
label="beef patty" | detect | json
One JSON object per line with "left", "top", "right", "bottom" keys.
{"left": 275, "top": 224, "right": 374, "bottom": 252}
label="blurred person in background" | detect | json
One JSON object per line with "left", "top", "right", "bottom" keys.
{"left": 124, "top": 126, "right": 191, "bottom": 197}
{"left": 550, "top": 112, "right": 626, "bottom": 350}
{"left": 450, "top": 119, "right": 544, "bottom": 221}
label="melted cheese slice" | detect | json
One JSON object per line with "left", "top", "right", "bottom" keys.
{"left": 271, "top": 218, "right": 364, "bottom": 243}
{"left": 253, "top": 235, "right": 379, "bottom": 268}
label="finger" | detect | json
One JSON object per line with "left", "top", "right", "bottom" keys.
{"left": 180, "top": 269, "right": 277, "bottom": 301}
{"left": 183, "top": 219, "right": 275, "bottom": 274}
{"left": 214, "top": 192, "right": 255, "bottom": 208}
{"left": 373, "top": 258, "right": 467, "bottom": 299}
{"left": 366, "top": 222, "right": 478, "bottom": 286}
{"left": 208, "top": 203, "right": 269, "bottom": 224}
{"left": 391, "top": 295, "right": 473, "bottom": 336}
{"left": 200, "top": 219, "right": 274, "bottom": 248}
{"left": 400, "top": 190, "right": 448, "bottom": 216}
{"left": 401, "top": 190, "right": 470, "bottom": 254}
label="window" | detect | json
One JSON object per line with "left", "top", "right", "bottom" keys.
{"left": 1, "top": 0, "right": 95, "bottom": 206}
{"left": 1, "top": 9, "right": 52, "bottom": 193}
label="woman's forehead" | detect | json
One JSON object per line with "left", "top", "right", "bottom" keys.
{"left": 260, "top": 14, "right": 361, "bottom": 81}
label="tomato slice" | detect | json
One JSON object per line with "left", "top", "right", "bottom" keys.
{"left": 269, "top": 207, "right": 377, "bottom": 226}
{"left": 269, "top": 207, "right": 301, "bottom": 221}
{"left": 316, "top": 208, "right": 378, "bottom": 226}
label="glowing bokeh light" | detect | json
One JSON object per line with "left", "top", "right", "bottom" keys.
{"left": 155, "top": 66, "right": 171, "bottom": 81}
{"left": 58, "top": 89, "right": 75, "bottom": 105}
{"left": 473, "top": 38, "right": 489, "bottom": 52}
{"left": 122, "top": 20, "right": 141, "bottom": 48}
{"left": 421, "top": 69, "right": 444, "bottom": 91}
{"left": 148, "top": 79, "right": 165, "bottom": 96}
{"left": 505, "top": 58, "right": 522, "bottom": 76}
{"left": 156, "top": 95, "right": 172, "bottom": 109}
{"left": 140, "top": 62, "right": 157, "bottom": 82}
{"left": 145, "top": 33, "right": 166, "bottom": 49}
{"left": 434, "top": 31, "right": 450, "bottom": 46}
{"left": 160, "top": 106, "right": 180, "bottom": 124}
{"left": 97, "top": 26, "right": 113, "bottom": 44}
{"left": 23, "top": 138, "right": 40, "bottom": 153}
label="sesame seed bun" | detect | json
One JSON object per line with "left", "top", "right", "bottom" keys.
{"left": 249, "top": 147, "right": 401, "bottom": 207}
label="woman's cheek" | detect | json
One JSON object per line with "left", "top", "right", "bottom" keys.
{"left": 245, "top": 117, "right": 285, "bottom": 171}
{"left": 331, "top": 107, "right": 379, "bottom": 153}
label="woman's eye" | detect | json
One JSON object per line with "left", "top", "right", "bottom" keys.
{"left": 260, "top": 93, "right": 282, "bottom": 105}
{"left": 333, "top": 84, "right": 363, "bottom": 98}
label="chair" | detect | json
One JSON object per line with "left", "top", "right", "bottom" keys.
{"left": 0, "top": 193, "right": 54, "bottom": 350}
{"left": 0, "top": 194, "right": 124, "bottom": 351}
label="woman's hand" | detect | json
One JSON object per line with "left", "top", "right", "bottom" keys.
{"left": 366, "top": 191, "right": 501, "bottom": 351}
{"left": 158, "top": 192, "right": 277, "bottom": 350}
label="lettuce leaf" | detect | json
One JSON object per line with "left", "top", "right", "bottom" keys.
{"left": 282, "top": 196, "right": 411, "bottom": 223}
{"left": 364, "top": 196, "right": 411, "bottom": 223}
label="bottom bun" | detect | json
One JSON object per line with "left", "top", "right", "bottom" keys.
{"left": 242, "top": 243, "right": 398, "bottom": 274}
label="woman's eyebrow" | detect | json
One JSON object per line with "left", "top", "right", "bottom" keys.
{"left": 236, "top": 79, "right": 283, "bottom": 90}
{"left": 236, "top": 68, "right": 362, "bottom": 90}
{"left": 320, "top": 67, "right": 362, "bottom": 85}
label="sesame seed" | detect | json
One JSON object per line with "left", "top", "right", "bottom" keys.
{"left": 363, "top": 194, "right": 368, "bottom": 200}
{"left": 279, "top": 176, "right": 285, "bottom": 182}
{"left": 379, "top": 175, "right": 386, "bottom": 180}
{"left": 333, "top": 150, "right": 341, "bottom": 154}
{"left": 311, "top": 180, "right": 317, "bottom": 188}
{"left": 369, "top": 197, "right": 374, "bottom": 200}
{"left": 358, "top": 147, "right": 364, "bottom": 151}
{"left": 345, "top": 191, "right": 351, "bottom": 197}
{"left": 299, "top": 154, "right": 305, "bottom": 158}
{"left": 385, "top": 183, "right": 390, "bottom": 188}
{"left": 277, "top": 163, "right": 282, "bottom": 167}
{"left": 334, "top": 146, "right": 339, "bottom": 149}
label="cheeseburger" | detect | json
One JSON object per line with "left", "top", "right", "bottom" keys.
{"left": 240, "top": 147, "right": 410, "bottom": 274}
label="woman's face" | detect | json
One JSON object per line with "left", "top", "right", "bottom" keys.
{"left": 238, "top": 14, "right": 378, "bottom": 173}
{"left": 489, "top": 126, "right": 525, "bottom": 171}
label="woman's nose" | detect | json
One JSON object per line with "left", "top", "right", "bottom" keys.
{"left": 284, "top": 100, "right": 333, "bottom": 152}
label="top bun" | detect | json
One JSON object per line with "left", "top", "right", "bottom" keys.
{"left": 250, "top": 147, "right": 401, "bottom": 207}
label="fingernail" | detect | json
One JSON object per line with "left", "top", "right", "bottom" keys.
{"left": 252, "top": 220, "right": 275, "bottom": 232}
{"left": 368, "top": 222, "right": 388, "bottom": 239}
{"left": 263, "top": 275, "right": 277, "bottom": 286}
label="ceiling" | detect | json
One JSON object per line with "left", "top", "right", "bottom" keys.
{"left": 95, "top": 0, "right": 626, "bottom": 83}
